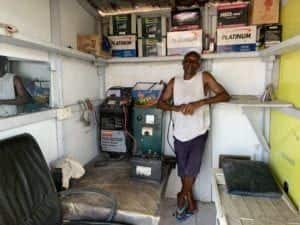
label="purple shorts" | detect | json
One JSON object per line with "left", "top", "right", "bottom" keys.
{"left": 174, "top": 132, "right": 208, "bottom": 177}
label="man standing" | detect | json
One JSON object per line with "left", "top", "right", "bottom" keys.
{"left": 157, "top": 51, "right": 230, "bottom": 220}
{"left": 0, "top": 56, "right": 29, "bottom": 117}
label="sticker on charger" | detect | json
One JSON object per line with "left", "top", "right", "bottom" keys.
{"left": 136, "top": 166, "right": 152, "bottom": 177}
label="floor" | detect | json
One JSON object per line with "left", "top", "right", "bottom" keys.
{"left": 159, "top": 198, "right": 216, "bottom": 225}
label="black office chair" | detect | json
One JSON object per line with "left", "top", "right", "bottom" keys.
{"left": 0, "top": 134, "right": 130, "bottom": 225}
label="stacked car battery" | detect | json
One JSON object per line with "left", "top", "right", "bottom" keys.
{"left": 167, "top": 8, "right": 203, "bottom": 56}
{"left": 210, "top": 0, "right": 281, "bottom": 53}
{"left": 108, "top": 14, "right": 137, "bottom": 57}
{"left": 137, "top": 16, "right": 167, "bottom": 57}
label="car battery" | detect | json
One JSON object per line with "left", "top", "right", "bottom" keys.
{"left": 131, "top": 157, "right": 162, "bottom": 182}
{"left": 217, "top": 26, "right": 256, "bottom": 52}
{"left": 167, "top": 29, "right": 202, "bottom": 56}
{"left": 109, "top": 14, "right": 136, "bottom": 35}
{"left": 108, "top": 35, "right": 137, "bottom": 57}
{"left": 137, "top": 16, "right": 167, "bottom": 39}
{"left": 215, "top": 2, "right": 249, "bottom": 28}
{"left": 138, "top": 38, "right": 166, "bottom": 57}
{"left": 171, "top": 8, "right": 201, "bottom": 31}
{"left": 132, "top": 106, "right": 164, "bottom": 156}
{"left": 258, "top": 24, "right": 282, "bottom": 48}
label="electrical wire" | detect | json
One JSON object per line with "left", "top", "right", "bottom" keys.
{"left": 122, "top": 105, "right": 137, "bottom": 155}
{"left": 167, "top": 111, "right": 175, "bottom": 154}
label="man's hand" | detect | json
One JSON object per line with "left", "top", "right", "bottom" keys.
{"left": 181, "top": 100, "right": 205, "bottom": 115}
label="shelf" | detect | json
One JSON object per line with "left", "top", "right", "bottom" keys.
{"left": 260, "top": 35, "right": 300, "bottom": 57}
{"left": 0, "top": 34, "right": 106, "bottom": 64}
{"left": 0, "top": 109, "right": 57, "bottom": 132}
{"left": 106, "top": 51, "right": 261, "bottom": 64}
{"left": 227, "top": 95, "right": 293, "bottom": 108}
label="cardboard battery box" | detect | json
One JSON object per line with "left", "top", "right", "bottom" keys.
{"left": 108, "top": 35, "right": 137, "bottom": 57}
{"left": 250, "top": 0, "right": 280, "bottom": 25}
{"left": 138, "top": 38, "right": 166, "bottom": 57}
{"left": 137, "top": 16, "right": 167, "bottom": 39}
{"left": 216, "top": 2, "right": 249, "bottom": 28}
{"left": 171, "top": 8, "right": 201, "bottom": 31}
{"left": 109, "top": 14, "right": 136, "bottom": 35}
{"left": 167, "top": 30, "right": 202, "bottom": 56}
{"left": 217, "top": 26, "right": 257, "bottom": 52}
{"left": 77, "top": 34, "right": 111, "bottom": 58}
{"left": 258, "top": 24, "right": 282, "bottom": 48}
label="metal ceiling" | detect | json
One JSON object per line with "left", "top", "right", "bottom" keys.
{"left": 86, "top": 0, "right": 210, "bottom": 16}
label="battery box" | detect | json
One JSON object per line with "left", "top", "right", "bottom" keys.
{"left": 131, "top": 157, "right": 162, "bottom": 182}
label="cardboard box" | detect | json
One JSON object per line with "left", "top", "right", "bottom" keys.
{"left": 138, "top": 38, "right": 166, "bottom": 57}
{"left": 171, "top": 8, "right": 201, "bottom": 31}
{"left": 77, "top": 34, "right": 111, "bottom": 58}
{"left": 137, "top": 16, "right": 167, "bottom": 39}
{"left": 217, "top": 26, "right": 257, "bottom": 52}
{"left": 258, "top": 24, "right": 282, "bottom": 48}
{"left": 250, "top": 0, "right": 280, "bottom": 25}
{"left": 109, "top": 35, "right": 136, "bottom": 57}
{"left": 216, "top": 2, "right": 249, "bottom": 28}
{"left": 109, "top": 14, "right": 136, "bottom": 35}
{"left": 167, "top": 30, "right": 202, "bottom": 56}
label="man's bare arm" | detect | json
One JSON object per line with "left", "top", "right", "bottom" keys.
{"left": 0, "top": 76, "right": 29, "bottom": 105}
{"left": 157, "top": 78, "right": 183, "bottom": 112}
{"left": 182, "top": 72, "right": 230, "bottom": 114}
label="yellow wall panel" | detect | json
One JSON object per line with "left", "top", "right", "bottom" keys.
{"left": 270, "top": 0, "right": 300, "bottom": 209}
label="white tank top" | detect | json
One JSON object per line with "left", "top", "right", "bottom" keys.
{"left": 0, "top": 73, "right": 17, "bottom": 117}
{"left": 173, "top": 71, "right": 210, "bottom": 142}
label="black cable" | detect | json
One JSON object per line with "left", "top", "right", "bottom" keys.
{"left": 167, "top": 111, "right": 175, "bottom": 154}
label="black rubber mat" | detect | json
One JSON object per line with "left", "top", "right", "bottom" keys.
{"left": 222, "top": 159, "right": 282, "bottom": 198}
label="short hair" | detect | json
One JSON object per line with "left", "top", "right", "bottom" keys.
{"left": 184, "top": 51, "right": 201, "bottom": 61}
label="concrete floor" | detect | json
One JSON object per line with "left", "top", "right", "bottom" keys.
{"left": 159, "top": 198, "right": 216, "bottom": 225}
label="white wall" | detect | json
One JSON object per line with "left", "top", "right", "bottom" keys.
{"left": 0, "top": 119, "right": 59, "bottom": 164}
{"left": 58, "top": 2, "right": 100, "bottom": 164}
{"left": 59, "top": 0, "right": 95, "bottom": 48}
{"left": 62, "top": 57, "right": 100, "bottom": 105}
{"left": 0, "top": 0, "right": 51, "bottom": 42}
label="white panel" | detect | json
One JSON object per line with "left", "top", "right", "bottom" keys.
{"left": 0, "top": 44, "right": 49, "bottom": 62}
{"left": 62, "top": 111, "right": 98, "bottom": 165}
{"left": 62, "top": 57, "right": 100, "bottom": 105}
{"left": 0, "top": 0, "right": 51, "bottom": 42}
{"left": 212, "top": 58, "right": 266, "bottom": 96}
{"left": 0, "top": 119, "right": 59, "bottom": 164}
{"left": 60, "top": 0, "right": 95, "bottom": 48}
{"left": 11, "top": 61, "right": 50, "bottom": 80}
{"left": 211, "top": 104, "right": 263, "bottom": 168}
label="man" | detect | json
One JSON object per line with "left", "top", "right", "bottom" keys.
{"left": 0, "top": 56, "right": 29, "bottom": 117}
{"left": 157, "top": 51, "right": 230, "bottom": 220}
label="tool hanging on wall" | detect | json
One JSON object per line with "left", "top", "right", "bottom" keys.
{"left": 78, "top": 99, "right": 97, "bottom": 127}
{"left": 0, "top": 22, "right": 18, "bottom": 35}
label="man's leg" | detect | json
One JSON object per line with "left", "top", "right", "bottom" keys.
{"left": 182, "top": 176, "right": 197, "bottom": 212}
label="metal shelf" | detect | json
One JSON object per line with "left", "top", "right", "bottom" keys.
{"left": 0, "top": 34, "right": 106, "bottom": 64}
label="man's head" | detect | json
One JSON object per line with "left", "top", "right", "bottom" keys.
{"left": 182, "top": 51, "right": 201, "bottom": 77}
{"left": 0, "top": 56, "right": 8, "bottom": 77}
